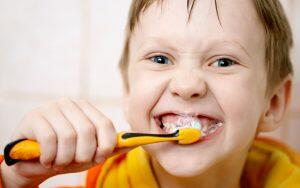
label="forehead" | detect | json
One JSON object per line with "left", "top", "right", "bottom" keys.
{"left": 130, "top": 0, "right": 265, "bottom": 59}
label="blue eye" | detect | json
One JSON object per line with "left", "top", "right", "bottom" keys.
{"left": 211, "top": 58, "right": 236, "bottom": 67}
{"left": 150, "top": 55, "right": 170, "bottom": 65}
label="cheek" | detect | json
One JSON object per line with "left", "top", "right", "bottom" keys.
{"left": 126, "top": 67, "right": 169, "bottom": 131}
{"left": 210, "top": 71, "right": 267, "bottom": 146}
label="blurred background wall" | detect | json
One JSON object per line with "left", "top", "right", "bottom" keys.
{"left": 0, "top": 0, "right": 299, "bottom": 186}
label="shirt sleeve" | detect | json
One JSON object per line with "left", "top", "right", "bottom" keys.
{"left": 86, "top": 164, "right": 104, "bottom": 188}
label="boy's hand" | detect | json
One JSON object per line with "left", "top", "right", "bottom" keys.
{"left": 1, "top": 98, "right": 125, "bottom": 187}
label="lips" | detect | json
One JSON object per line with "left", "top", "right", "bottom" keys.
{"left": 154, "top": 112, "right": 224, "bottom": 139}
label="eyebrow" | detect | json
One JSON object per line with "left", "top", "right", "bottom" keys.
{"left": 202, "top": 40, "right": 252, "bottom": 62}
{"left": 137, "top": 37, "right": 177, "bottom": 53}
{"left": 138, "top": 37, "right": 251, "bottom": 58}
{"left": 227, "top": 40, "right": 251, "bottom": 58}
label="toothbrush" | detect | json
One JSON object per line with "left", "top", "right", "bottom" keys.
{"left": 4, "top": 128, "right": 201, "bottom": 166}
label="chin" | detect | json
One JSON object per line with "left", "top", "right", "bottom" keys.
{"left": 159, "top": 153, "right": 217, "bottom": 177}
{"left": 146, "top": 142, "right": 221, "bottom": 178}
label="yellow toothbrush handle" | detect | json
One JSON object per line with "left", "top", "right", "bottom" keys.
{"left": 4, "top": 131, "right": 180, "bottom": 166}
{"left": 117, "top": 131, "right": 178, "bottom": 148}
{"left": 7, "top": 140, "right": 41, "bottom": 160}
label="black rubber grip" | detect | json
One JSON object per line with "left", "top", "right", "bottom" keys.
{"left": 122, "top": 130, "right": 179, "bottom": 139}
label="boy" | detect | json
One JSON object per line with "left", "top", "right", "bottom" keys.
{"left": 1, "top": 0, "right": 299, "bottom": 187}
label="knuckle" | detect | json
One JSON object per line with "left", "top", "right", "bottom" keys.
{"left": 40, "top": 102, "right": 58, "bottom": 114}
{"left": 102, "top": 131, "right": 117, "bottom": 147}
{"left": 25, "top": 110, "right": 40, "bottom": 120}
{"left": 76, "top": 142, "right": 96, "bottom": 163}
{"left": 98, "top": 146, "right": 114, "bottom": 158}
{"left": 77, "top": 99, "right": 88, "bottom": 104}
{"left": 99, "top": 117, "right": 113, "bottom": 128}
{"left": 79, "top": 124, "right": 95, "bottom": 138}
{"left": 58, "top": 97, "right": 73, "bottom": 105}
{"left": 20, "top": 110, "right": 41, "bottom": 128}
{"left": 43, "top": 131, "right": 57, "bottom": 143}
{"left": 41, "top": 148, "right": 54, "bottom": 158}
{"left": 43, "top": 100, "right": 58, "bottom": 108}
{"left": 59, "top": 97, "right": 71, "bottom": 102}
{"left": 40, "top": 143, "right": 57, "bottom": 165}
{"left": 55, "top": 150, "right": 74, "bottom": 166}
{"left": 60, "top": 130, "right": 76, "bottom": 145}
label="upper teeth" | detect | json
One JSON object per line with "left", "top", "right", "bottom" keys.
{"left": 160, "top": 115, "right": 223, "bottom": 136}
{"left": 161, "top": 116, "right": 201, "bottom": 133}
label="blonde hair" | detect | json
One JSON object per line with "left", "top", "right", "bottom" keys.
{"left": 119, "top": 0, "right": 293, "bottom": 95}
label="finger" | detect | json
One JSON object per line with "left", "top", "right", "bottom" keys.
{"left": 12, "top": 111, "right": 38, "bottom": 141}
{"left": 75, "top": 100, "right": 118, "bottom": 163}
{"left": 57, "top": 98, "right": 97, "bottom": 164}
{"left": 40, "top": 102, "right": 76, "bottom": 167}
{"left": 12, "top": 111, "right": 57, "bottom": 168}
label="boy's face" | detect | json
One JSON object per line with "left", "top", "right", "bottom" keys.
{"left": 124, "top": 0, "right": 267, "bottom": 176}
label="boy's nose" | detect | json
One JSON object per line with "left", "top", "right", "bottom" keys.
{"left": 169, "top": 70, "right": 207, "bottom": 101}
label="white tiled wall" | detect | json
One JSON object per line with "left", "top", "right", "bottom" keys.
{"left": 0, "top": 0, "right": 299, "bottom": 187}
{"left": 88, "top": 1, "right": 130, "bottom": 99}
{"left": 0, "top": 0, "right": 131, "bottom": 186}
{"left": 0, "top": 0, "right": 83, "bottom": 97}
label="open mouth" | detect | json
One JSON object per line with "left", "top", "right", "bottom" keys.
{"left": 154, "top": 113, "right": 224, "bottom": 139}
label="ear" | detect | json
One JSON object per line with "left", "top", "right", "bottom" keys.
{"left": 258, "top": 75, "right": 293, "bottom": 132}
